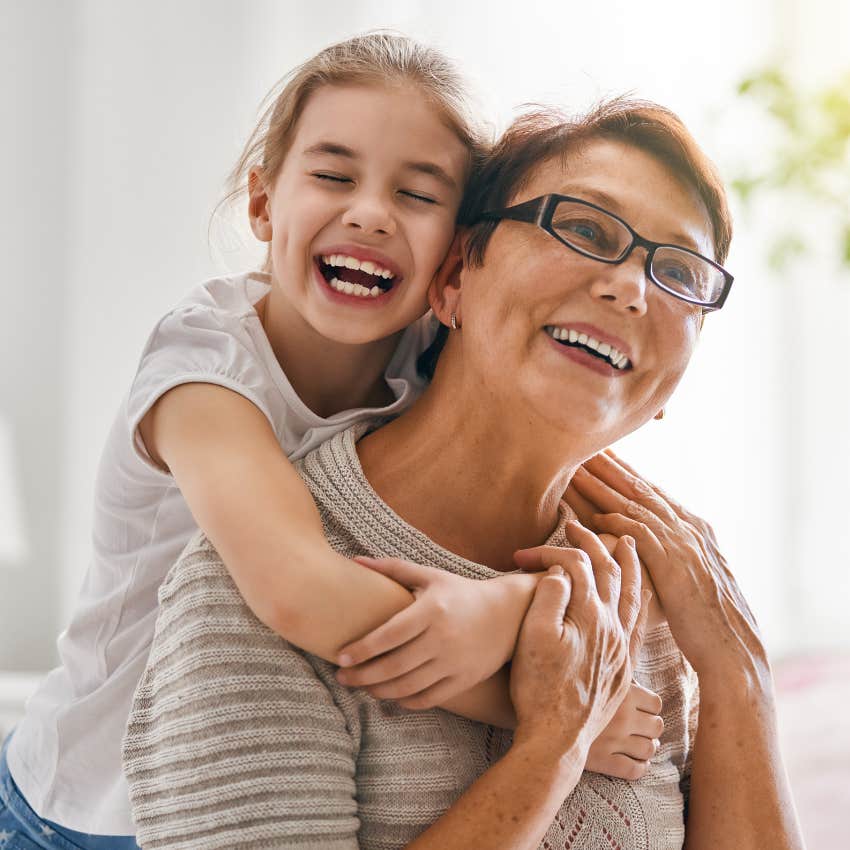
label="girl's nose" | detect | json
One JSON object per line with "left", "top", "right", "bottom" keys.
{"left": 340, "top": 194, "right": 396, "bottom": 237}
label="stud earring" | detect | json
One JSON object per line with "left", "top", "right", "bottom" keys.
{"left": 654, "top": 408, "right": 665, "bottom": 421}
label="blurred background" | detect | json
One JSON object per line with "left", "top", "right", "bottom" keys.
{"left": 2, "top": 0, "right": 848, "bottom": 845}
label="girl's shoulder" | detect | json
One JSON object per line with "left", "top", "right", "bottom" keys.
{"left": 163, "top": 270, "right": 272, "bottom": 331}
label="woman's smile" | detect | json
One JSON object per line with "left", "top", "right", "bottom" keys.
{"left": 543, "top": 322, "right": 634, "bottom": 372}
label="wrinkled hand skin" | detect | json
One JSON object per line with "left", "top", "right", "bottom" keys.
{"left": 510, "top": 523, "right": 647, "bottom": 758}
{"left": 567, "top": 450, "right": 769, "bottom": 687}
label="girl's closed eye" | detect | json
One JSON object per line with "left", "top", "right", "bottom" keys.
{"left": 312, "top": 172, "right": 353, "bottom": 185}
{"left": 399, "top": 189, "right": 439, "bottom": 205}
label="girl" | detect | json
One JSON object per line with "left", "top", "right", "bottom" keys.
{"left": 0, "top": 33, "right": 659, "bottom": 848}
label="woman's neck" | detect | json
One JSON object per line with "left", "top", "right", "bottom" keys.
{"left": 357, "top": 381, "right": 582, "bottom": 572}
{"left": 259, "top": 287, "right": 400, "bottom": 418}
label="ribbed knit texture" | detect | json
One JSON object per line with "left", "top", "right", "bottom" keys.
{"left": 124, "top": 425, "right": 698, "bottom": 849}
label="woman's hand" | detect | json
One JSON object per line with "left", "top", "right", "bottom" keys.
{"left": 567, "top": 451, "right": 769, "bottom": 687}
{"left": 335, "top": 557, "right": 533, "bottom": 710}
{"left": 585, "top": 681, "right": 663, "bottom": 780}
{"left": 509, "top": 523, "right": 649, "bottom": 755}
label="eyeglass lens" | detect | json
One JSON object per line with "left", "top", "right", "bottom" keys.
{"left": 551, "top": 200, "right": 724, "bottom": 304}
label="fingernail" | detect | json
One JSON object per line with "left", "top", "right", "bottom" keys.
{"left": 624, "top": 536, "right": 635, "bottom": 548}
{"left": 548, "top": 565, "right": 564, "bottom": 576}
{"left": 338, "top": 653, "right": 353, "bottom": 667}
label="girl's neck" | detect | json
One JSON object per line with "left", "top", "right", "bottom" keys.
{"left": 357, "top": 379, "right": 582, "bottom": 572}
{"left": 258, "top": 286, "right": 400, "bottom": 418}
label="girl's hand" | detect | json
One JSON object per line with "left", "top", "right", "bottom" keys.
{"left": 585, "top": 681, "right": 663, "bottom": 780}
{"left": 568, "top": 451, "right": 768, "bottom": 686}
{"left": 335, "top": 557, "right": 529, "bottom": 710}
{"left": 509, "top": 522, "right": 649, "bottom": 754}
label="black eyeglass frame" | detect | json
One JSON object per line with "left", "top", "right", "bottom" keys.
{"left": 480, "top": 194, "right": 733, "bottom": 311}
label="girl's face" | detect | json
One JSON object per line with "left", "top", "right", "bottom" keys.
{"left": 453, "top": 139, "right": 712, "bottom": 451}
{"left": 250, "top": 83, "right": 470, "bottom": 345}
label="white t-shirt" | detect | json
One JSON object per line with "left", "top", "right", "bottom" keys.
{"left": 8, "top": 271, "right": 436, "bottom": 834}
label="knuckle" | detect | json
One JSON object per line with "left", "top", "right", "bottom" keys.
{"left": 653, "top": 716, "right": 665, "bottom": 736}
{"left": 638, "top": 738, "right": 656, "bottom": 760}
{"left": 631, "top": 478, "right": 654, "bottom": 499}
{"left": 626, "top": 760, "right": 647, "bottom": 781}
{"left": 651, "top": 693, "right": 663, "bottom": 713}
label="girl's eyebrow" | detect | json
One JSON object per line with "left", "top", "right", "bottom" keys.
{"left": 303, "top": 141, "right": 457, "bottom": 190}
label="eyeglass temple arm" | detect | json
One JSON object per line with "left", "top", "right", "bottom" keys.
{"left": 479, "top": 197, "right": 548, "bottom": 225}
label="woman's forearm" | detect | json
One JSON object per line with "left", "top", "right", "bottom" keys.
{"left": 684, "top": 670, "right": 805, "bottom": 850}
{"left": 405, "top": 737, "right": 585, "bottom": 850}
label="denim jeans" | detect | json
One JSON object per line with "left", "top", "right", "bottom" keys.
{"left": 0, "top": 734, "right": 139, "bottom": 850}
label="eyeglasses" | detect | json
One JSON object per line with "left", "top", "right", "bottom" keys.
{"left": 480, "top": 194, "right": 733, "bottom": 310}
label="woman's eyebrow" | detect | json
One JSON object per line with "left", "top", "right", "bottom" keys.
{"left": 303, "top": 141, "right": 456, "bottom": 190}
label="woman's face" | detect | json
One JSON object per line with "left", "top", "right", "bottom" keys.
{"left": 456, "top": 138, "right": 713, "bottom": 448}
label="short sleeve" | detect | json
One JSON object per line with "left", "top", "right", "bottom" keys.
{"left": 123, "top": 532, "right": 360, "bottom": 850}
{"left": 126, "top": 304, "right": 280, "bottom": 471}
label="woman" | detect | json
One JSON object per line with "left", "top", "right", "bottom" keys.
{"left": 122, "top": 100, "right": 803, "bottom": 849}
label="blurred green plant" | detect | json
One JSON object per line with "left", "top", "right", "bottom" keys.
{"left": 732, "top": 66, "right": 850, "bottom": 272}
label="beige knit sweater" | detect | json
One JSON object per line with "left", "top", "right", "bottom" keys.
{"left": 123, "top": 426, "right": 699, "bottom": 850}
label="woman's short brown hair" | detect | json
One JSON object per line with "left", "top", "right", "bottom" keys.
{"left": 463, "top": 97, "right": 731, "bottom": 266}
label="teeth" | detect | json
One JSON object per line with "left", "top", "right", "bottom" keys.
{"left": 329, "top": 277, "right": 385, "bottom": 298}
{"left": 321, "top": 254, "right": 395, "bottom": 280}
{"left": 544, "top": 326, "right": 632, "bottom": 370}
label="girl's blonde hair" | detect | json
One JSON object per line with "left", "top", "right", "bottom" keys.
{"left": 221, "top": 32, "right": 490, "bottom": 224}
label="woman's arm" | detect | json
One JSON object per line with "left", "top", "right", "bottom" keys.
{"left": 568, "top": 451, "right": 805, "bottom": 850}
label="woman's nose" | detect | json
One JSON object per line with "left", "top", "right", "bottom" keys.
{"left": 340, "top": 193, "right": 396, "bottom": 237}
{"left": 588, "top": 253, "right": 649, "bottom": 316}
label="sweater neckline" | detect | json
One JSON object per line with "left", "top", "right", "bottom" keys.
{"left": 303, "top": 424, "right": 676, "bottom": 649}
{"left": 307, "top": 423, "right": 576, "bottom": 580}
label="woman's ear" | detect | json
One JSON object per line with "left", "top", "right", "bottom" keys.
{"left": 248, "top": 168, "right": 273, "bottom": 242}
{"left": 429, "top": 231, "right": 467, "bottom": 327}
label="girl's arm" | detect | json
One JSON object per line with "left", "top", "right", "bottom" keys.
{"left": 140, "top": 381, "right": 517, "bottom": 725}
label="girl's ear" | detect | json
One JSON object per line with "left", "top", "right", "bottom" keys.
{"left": 429, "top": 232, "right": 467, "bottom": 327}
{"left": 248, "top": 168, "right": 273, "bottom": 242}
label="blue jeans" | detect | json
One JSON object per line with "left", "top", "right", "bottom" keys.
{"left": 0, "top": 734, "right": 139, "bottom": 850}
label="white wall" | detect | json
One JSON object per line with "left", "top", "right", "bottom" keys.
{"left": 3, "top": 0, "right": 849, "bottom": 672}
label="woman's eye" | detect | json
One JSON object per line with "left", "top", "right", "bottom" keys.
{"left": 657, "top": 262, "right": 696, "bottom": 288}
{"left": 556, "top": 218, "right": 603, "bottom": 244}
{"left": 572, "top": 223, "right": 598, "bottom": 240}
